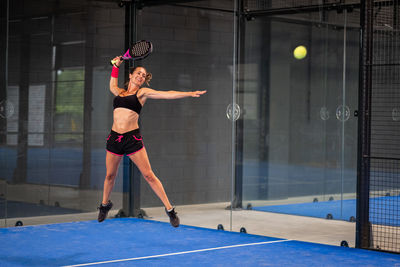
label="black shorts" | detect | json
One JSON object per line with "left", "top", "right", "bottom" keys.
{"left": 106, "top": 129, "right": 144, "bottom": 156}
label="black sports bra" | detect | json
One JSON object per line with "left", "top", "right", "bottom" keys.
{"left": 113, "top": 92, "right": 142, "bottom": 114}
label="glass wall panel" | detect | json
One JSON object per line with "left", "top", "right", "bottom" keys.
{"left": 134, "top": 1, "right": 235, "bottom": 230}
{"left": 236, "top": 7, "right": 359, "bottom": 239}
{"left": 1, "top": 0, "right": 126, "bottom": 226}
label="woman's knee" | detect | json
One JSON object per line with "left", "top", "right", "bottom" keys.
{"left": 105, "top": 173, "right": 117, "bottom": 182}
{"left": 142, "top": 170, "right": 156, "bottom": 183}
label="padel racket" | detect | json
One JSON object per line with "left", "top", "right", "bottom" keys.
{"left": 110, "top": 40, "right": 153, "bottom": 65}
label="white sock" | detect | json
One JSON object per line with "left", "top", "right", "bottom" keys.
{"left": 167, "top": 207, "right": 174, "bottom": 212}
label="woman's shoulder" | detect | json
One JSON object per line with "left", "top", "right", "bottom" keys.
{"left": 137, "top": 87, "right": 153, "bottom": 96}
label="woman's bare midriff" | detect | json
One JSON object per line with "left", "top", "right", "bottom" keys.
{"left": 111, "top": 108, "right": 140, "bottom": 133}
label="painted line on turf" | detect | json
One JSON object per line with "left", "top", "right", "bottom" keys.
{"left": 63, "top": 239, "right": 293, "bottom": 267}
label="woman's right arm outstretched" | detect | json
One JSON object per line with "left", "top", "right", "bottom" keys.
{"left": 109, "top": 56, "right": 124, "bottom": 96}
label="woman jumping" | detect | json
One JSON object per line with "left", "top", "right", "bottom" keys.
{"left": 97, "top": 56, "right": 206, "bottom": 227}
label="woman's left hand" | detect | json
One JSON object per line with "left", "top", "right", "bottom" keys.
{"left": 190, "top": 90, "right": 207, "bottom": 97}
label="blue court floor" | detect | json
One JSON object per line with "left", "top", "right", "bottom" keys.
{"left": 253, "top": 196, "right": 400, "bottom": 226}
{"left": 0, "top": 218, "right": 399, "bottom": 266}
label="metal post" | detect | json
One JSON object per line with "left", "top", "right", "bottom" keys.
{"left": 122, "top": 0, "right": 141, "bottom": 217}
{"left": 258, "top": 15, "right": 271, "bottom": 199}
{"left": 14, "top": 20, "right": 30, "bottom": 184}
{"left": 356, "top": 0, "right": 373, "bottom": 249}
{"left": 0, "top": 0, "right": 8, "bottom": 144}
{"left": 80, "top": 3, "right": 94, "bottom": 189}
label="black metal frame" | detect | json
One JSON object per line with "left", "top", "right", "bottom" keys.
{"left": 81, "top": 8, "right": 95, "bottom": 189}
{"left": 257, "top": 15, "right": 271, "bottom": 200}
{"left": 243, "top": 0, "right": 398, "bottom": 19}
{"left": 0, "top": 0, "right": 7, "bottom": 144}
{"left": 357, "top": 0, "right": 400, "bottom": 253}
{"left": 244, "top": 2, "right": 358, "bottom": 19}
{"left": 356, "top": 0, "right": 373, "bottom": 250}
{"left": 14, "top": 19, "right": 30, "bottom": 184}
{"left": 121, "top": 0, "right": 142, "bottom": 218}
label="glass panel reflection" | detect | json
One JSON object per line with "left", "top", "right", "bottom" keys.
{"left": 1, "top": 0, "right": 125, "bottom": 226}
{"left": 241, "top": 11, "right": 359, "bottom": 221}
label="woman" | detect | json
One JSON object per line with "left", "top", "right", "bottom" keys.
{"left": 98, "top": 56, "right": 206, "bottom": 227}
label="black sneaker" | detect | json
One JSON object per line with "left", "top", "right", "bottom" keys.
{"left": 165, "top": 207, "right": 180, "bottom": 227}
{"left": 98, "top": 200, "right": 113, "bottom": 222}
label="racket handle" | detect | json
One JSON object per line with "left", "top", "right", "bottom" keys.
{"left": 110, "top": 56, "right": 123, "bottom": 66}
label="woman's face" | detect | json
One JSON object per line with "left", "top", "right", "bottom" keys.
{"left": 130, "top": 67, "right": 147, "bottom": 87}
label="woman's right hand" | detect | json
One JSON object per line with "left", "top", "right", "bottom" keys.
{"left": 112, "top": 56, "right": 123, "bottom": 68}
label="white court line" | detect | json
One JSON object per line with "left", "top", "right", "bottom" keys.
{"left": 62, "top": 239, "right": 293, "bottom": 267}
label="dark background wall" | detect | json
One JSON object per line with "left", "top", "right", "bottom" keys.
{"left": 0, "top": 0, "right": 235, "bottom": 211}
{"left": 136, "top": 3, "right": 234, "bottom": 206}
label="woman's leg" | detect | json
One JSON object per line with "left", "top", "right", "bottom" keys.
{"left": 128, "top": 147, "right": 173, "bottom": 210}
{"left": 102, "top": 151, "right": 123, "bottom": 204}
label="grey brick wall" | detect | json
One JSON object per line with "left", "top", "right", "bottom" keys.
{"left": 136, "top": 5, "right": 234, "bottom": 207}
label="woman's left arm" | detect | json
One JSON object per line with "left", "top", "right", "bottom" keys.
{"left": 141, "top": 88, "right": 207, "bottom": 100}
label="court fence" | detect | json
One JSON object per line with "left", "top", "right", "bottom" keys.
{"left": 358, "top": 0, "right": 400, "bottom": 253}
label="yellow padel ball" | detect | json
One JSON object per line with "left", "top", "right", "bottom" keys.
{"left": 293, "top": 45, "right": 307, "bottom": 60}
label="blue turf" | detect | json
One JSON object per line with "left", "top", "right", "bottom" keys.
{"left": 0, "top": 218, "right": 399, "bottom": 266}
{"left": 253, "top": 199, "right": 357, "bottom": 221}
{"left": 0, "top": 198, "right": 79, "bottom": 218}
{"left": 253, "top": 196, "right": 400, "bottom": 226}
